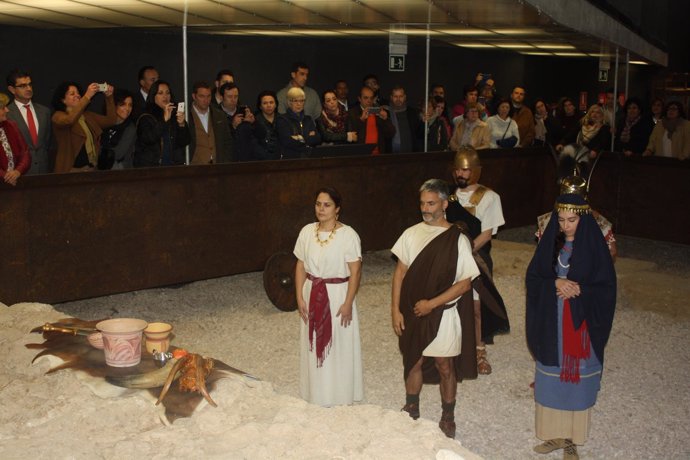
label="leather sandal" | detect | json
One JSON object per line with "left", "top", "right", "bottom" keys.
{"left": 563, "top": 440, "right": 579, "bottom": 460}
{"left": 476, "top": 346, "right": 492, "bottom": 375}
{"left": 534, "top": 438, "right": 567, "bottom": 454}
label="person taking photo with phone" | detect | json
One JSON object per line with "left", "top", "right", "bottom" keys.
{"left": 51, "top": 81, "right": 116, "bottom": 173}
{"left": 133, "top": 80, "right": 190, "bottom": 167}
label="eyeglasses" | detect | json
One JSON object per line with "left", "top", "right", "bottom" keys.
{"left": 14, "top": 83, "right": 32, "bottom": 89}
{"left": 290, "top": 99, "right": 306, "bottom": 103}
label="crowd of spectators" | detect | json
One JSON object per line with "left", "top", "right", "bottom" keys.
{"left": 1, "top": 65, "right": 688, "bottom": 186}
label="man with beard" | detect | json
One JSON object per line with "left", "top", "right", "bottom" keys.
{"left": 510, "top": 85, "right": 535, "bottom": 147}
{"left": 446, "top": 147, "right": 508, "bottom": 375}
{"left": 6, "top": 69, "right": 52, "bottom": 174}
{"left": 389, "top": 85, "right": 422, "bottom": 153}
{"left": 391, "top": 179, "right": 480, "bottom": 438}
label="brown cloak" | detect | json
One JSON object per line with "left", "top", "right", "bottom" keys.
{"left": 398, "top": 224, "right": 478, "bottom": 383}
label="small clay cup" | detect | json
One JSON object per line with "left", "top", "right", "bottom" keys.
{"left": 143, "top": 322, "right": 173, "bottom": 354}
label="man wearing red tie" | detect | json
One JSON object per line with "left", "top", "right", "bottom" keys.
{"left": 6, "top": 69, "right": 52, "bottom": 174}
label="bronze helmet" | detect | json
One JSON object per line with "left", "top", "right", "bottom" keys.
{"left": 453, "top": 147, "right": 482, "bottom": 185}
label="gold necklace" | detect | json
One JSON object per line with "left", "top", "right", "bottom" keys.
{"left": 314, "top": 222, "right": 337, "bottom": 247}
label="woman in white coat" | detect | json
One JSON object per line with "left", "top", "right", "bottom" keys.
{"left": 487, "top": 98, "right": 520, "bottom": 149}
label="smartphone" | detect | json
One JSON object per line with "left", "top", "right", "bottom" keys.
{"left": 177, "top": 102, "right": 185, "bottom": 112}
{"left": 368, "top": 106, "right": 381, "bottom": 114}
{"left": 237, "top": 105, "right": 249, "bottom": 114}
{"left": 478, "top": 96, "right": 486, "bottom": 105}
{"left": 97, "top": 83, "right": 108, "bottom": 92}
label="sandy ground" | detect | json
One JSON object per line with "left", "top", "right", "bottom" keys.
{"left": 2, "top": 236, "right": 689, "bottom": 459}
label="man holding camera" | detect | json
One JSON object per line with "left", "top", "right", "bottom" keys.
{"left": 348, "top": 86, "right": 395, "bottom": 155}
{"left": 217, "top": 82, "right": 254, "bottom": 161}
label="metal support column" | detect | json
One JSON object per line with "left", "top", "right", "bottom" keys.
{"left": 611, "top": 47, "right": 619, "bottom": 152}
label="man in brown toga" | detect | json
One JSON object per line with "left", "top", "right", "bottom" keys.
{"left": 390, "top": 179, "right": 480, "bottom": 438}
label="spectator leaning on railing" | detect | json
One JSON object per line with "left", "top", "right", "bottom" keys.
{"left": 643, "top": 101, "right": 690, "bottom": 160}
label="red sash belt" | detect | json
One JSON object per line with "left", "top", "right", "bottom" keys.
{"left": 306, "top": 273, "right": 349, "bottom": 367}
{"left": 561, "top": 298, "right": 591, "bottom": 383}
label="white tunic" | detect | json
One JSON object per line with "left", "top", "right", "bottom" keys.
{"left": 454, "top": 186, "right": 505, "bottom": 235}
{"left": 391, "top": 222, "right": 479, "bottom": 357}
{"left": 293, "top": 223, "right": 364, "bottom": 406}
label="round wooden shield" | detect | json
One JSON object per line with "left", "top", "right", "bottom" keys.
{"left": 263, "top": 252, "right": 298, "bottom": 312}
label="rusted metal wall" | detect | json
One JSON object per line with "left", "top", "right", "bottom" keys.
{"left": 588, "top": 153, "right": 690, "bottom": 243}
{"left": 2, "top": 148, "right": 686, "bottom": 305}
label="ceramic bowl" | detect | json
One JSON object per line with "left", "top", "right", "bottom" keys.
{"left": 87, "top": 332, "right": 104, "bottom": 349}
{"left": 96, "top": 318, "right": 148, "bottom": 367}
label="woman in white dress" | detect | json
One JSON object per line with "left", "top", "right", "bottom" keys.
{"left": 294, "top": 187, "right": 364, "bottom": 406}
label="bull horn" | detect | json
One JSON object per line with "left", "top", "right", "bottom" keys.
{"left": 197, "top": 358, "right": 217, "bottom": 407}
{"left": 156, "top": 356, "right": 187, "bottom": 405}
{"left": 106, "top": 358, "right": 179, "bottom": 389}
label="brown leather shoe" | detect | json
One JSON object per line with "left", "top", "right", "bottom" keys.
{"left": 401, "top": 403, "right": 420, "bottom": 420}
{"left": 439, "top": 411, "right": 456, "bottom": 438}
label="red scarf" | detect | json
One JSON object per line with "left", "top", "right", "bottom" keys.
{"left": 364, "top": 114, "right": 379, "bottom": 155}
{"left": 561, "top": 298, "right": 591, "bottom": 383}
{"left": 306, "top": 273, "right": 349, "bottom": 367}
{"left": 321, "top": 109, "right": 347, "bottom": 134}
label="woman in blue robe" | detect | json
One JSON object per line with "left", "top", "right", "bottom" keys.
{"left": 526, "top": 193, "right": 616, "bottom": 459}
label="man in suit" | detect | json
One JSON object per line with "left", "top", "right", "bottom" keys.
{"left": 132, "top": 65, "right": 158, "bottom": 120}
{"left": 6, "top": 69, "right": 52, "bottom": 174}
{"left": 188, "top": 81, "right": 233, "bottom": 164}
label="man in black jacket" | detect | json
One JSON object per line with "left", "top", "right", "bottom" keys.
{"left": 388, "top": 85, "right": 422, "bottom": 153}
{"left": 348, "top": 86, "right": 395, "bottom": 155}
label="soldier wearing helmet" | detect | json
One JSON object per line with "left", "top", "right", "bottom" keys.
{"left": 446, "top": 147, "right": 508, "bottom": 375}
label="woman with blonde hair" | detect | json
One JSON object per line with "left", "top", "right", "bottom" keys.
{"left": 557, "top": 104, "right": 611, "bottom": 158}
{"left": 276, "top": 87, "right": 321, "bottom": 158}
